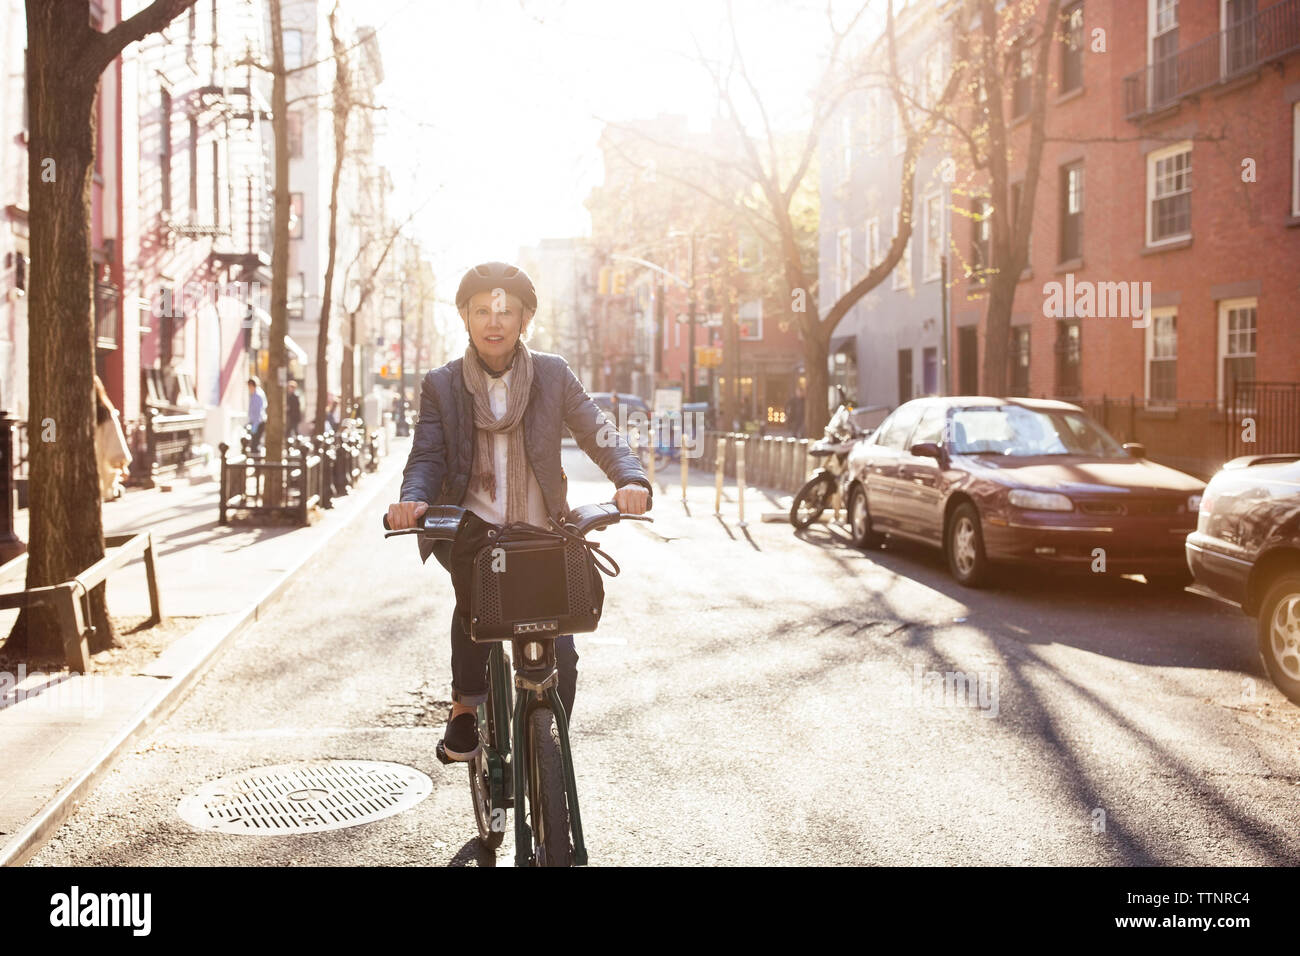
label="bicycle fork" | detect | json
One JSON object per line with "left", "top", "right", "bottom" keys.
{"left": 510, "top": 673, "right": 588, "bottom": 867}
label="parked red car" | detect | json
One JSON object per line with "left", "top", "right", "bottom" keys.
{"left": 844, "top": 397, "right": 1205, "bottom": 588}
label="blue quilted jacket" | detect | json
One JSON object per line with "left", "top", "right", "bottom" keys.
{"left": 399, "top": 350, "right": 652, "bottom": 563}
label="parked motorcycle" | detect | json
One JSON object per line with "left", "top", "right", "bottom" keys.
{"left": 789, "top": 390, "right": 872, "bottom": 529}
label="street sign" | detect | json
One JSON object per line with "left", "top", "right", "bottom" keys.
{"left": 695, "top": 345, "right": 723, "bottom": 368}
{"left": 654, "top": 388, "right": 682, "bottom": 413}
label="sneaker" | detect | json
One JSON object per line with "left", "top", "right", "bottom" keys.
{"left": 441, "top": 710, "right": 481, "bottom": 762}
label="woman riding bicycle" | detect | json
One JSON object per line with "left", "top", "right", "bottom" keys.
{"left": 387, "top": 261, "right": 651, "bottom": 762}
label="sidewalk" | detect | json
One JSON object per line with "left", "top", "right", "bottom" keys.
{"left": 0, "top": 438, "right": 412, "bottom": 865}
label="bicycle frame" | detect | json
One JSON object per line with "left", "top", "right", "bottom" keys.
{"left": 484, "top": 639, "right": 589, "bottom": 867}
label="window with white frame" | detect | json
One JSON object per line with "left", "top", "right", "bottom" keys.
{"left": 1222, "top": 0, "right": 1258, "bottom": 77}
{"left": 1145, "top": 308, "right": 1177, "bottom": 406}
{"left": 866, "top": 217, "right": 881, "bottom": 271}
{"left": 923, "top": 193, "right": 943, "bottom": 281}
{"left": 738, "top": 300, "right": 763, "bottom": 340}
{"left": 1218, "top": 298, "right": 1256, "bottom": 404}
{"left": 837, "top": 227, "right": 852, "bottom": 299}
{"left": 892, "top": 206, "right": 912, "bottom": 290}
{"left": 1293, "top": 102, "right": 1300, "bottom": 217}
{"left": 1149, "top": 0, "right": 1179, "bottom": 105}
{"left": 1146, "top": 141, "right": 1192, "bottom": 245}
{"left": 738, "top": 234, "right": 761, "bottom": 272}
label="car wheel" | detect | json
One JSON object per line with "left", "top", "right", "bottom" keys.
{"left": 946, "top": 502, "right": 991, "bottom": 588}
{"left": 1257, "top": 572, "right": 1300, "bottom": 706}
{"left": 848, "top": 485, "right": 882, "bottom": 549}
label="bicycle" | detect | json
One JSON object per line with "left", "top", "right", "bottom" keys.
{"left": 383, "top": 501, "right": 650, "bottom": 866}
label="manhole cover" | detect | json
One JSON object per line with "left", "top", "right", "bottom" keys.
{"left": 178, "top": 760, "right": 432, "bottom": 834}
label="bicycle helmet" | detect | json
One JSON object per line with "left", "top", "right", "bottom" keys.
{"left": 455, "top": 261, "right": 537, "bottom": 313}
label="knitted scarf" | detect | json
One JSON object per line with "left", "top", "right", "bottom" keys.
{"left": 461, "top": 341, "right": 534, "bottom": 524}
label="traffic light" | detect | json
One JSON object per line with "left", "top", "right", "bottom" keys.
{"left": 598, "top": 266, "right": 611, "bottom": 295}
{"left": 612, "top": 271, "right": 627, "bottom": 295}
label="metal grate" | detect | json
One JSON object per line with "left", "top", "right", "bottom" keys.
{"left": 178, "top": 760, "right": 432, "bottom": 835}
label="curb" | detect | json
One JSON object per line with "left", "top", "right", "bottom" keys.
{"left": 0, "top": 446, "right": 409, "bottom": 867}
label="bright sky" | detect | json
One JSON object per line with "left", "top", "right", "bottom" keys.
{"left": 354, "top": 0, "right": 880, "bottom": 316}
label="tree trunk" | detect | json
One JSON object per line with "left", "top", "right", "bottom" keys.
{"left": 6, "top": 0, "right": 198, "bottom": 660}
{"left": 264, "top": 0, "right": 289, "bottom": 499}
{"left": 315, "top": 3, "right": 349, "bottom": 435}
{"left": 803, "top": 330, "right": 830, "bottom": 441}
{"left": 4, "top": 6, "right": 111, "bottom": 659}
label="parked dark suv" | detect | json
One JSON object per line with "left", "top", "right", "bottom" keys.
{"left": 1186, "top": 454, "right": 1300, "bottom": 704}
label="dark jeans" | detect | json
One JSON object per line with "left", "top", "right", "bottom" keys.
{"left": 432, "top": 541, "right": 579, "bottom": 720}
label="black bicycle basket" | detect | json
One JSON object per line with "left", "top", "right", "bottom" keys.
{"left": 466, "top": 520, "right": 618, "bottom": 643}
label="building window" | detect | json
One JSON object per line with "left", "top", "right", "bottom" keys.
{"left": 1147, "top": 142, "right": 1191, "bottom": 245}
{"left": 1292, "top": 102, "right": 1300, "bottom": 218}
{"left": 892, "top": 206, "right": 912, "bottom": 290}
{"left": 1012, "top": 39, "right": 1034, "bottom": 118}
{"left": 1150, "top": 0, "right": 1179, "bottom": 106}
{"left": 159, "top": 89, "right": 172, "bottom": 214}
{"left": 1061, "top": 2, "right": 1084, "bottom": 93}
{"left": 831, "top": 345, "right": 858, "bottom": 403}
{"left": 1218, "top": 298, "right": 1256, "bottom": 404}
{"left": 897, "top": 349, "right": 913, "bottom": 404}
{"left": 841, "top": 114, "right": 852, "bottom": 184}
{"left": 288, "top": 110, "right": 304, "bottom": 158}
{"left": 288, "top": 272, "right": 304, "bottom": 320}
{"left": 923, "top": 193, "right": 943, "bottom": 282}
{"left": 738, "top": 300, "right": 762, "bottom": 340}
{"left": 836, "top": 227, "right": 852, "bottom": 300}
{"left": 1223, "top": 0, "right": 1257, "bottom": 77}
{"left": 212, "top": 140, "right": 221, "bottom": 228}
{"left": 188, "top": 117, "right": 200, "bottom": 219}
{"left": 1010, "top": 180, "right": 1031, "bottom": 265}
{"left": 1008, "top": 326, "right": 1030, "bottom": 396}
{"left": 1054, "top": 319, "right": 1081, "bottom": 398}
{"left": 283, "top": 29, "right": 303, "bottom": 69}
{"left": 923, "top": 346, "right": 939, "bottom": 395}
{"left": 290, "top": 192, "right": 304, "bottom": 239}
{"left": 1059, "top": 161, "right": 1083, "bottom": 262}
{"left": 971, "top": 196, "right": 991, "bottom": 283}
{"left": 738, "top": 234, "right": 761, "bottom": 272}
{"left": 1146, "top": 309, "right": 1177, "bottom": 406}
{"left": 866, "top": 217, "right": 881, "bottom": 271}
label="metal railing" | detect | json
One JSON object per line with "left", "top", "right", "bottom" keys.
{"left": 129, "top": 405, "right": 206, "bottom": 487}
{"left": 1124, "top": 0, "right": 1300, "bottom": 119}
{"left": 217, "top": 443, "right": 324, "bottom": 526}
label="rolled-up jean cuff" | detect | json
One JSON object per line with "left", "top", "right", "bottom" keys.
{"left": 452, "top": 686, "right": 489, "bottom": 707}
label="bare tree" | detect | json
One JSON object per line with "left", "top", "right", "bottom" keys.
{"left": 5, "top": 0, "right": 199, "bottom": 661}
{"left": 606, "top": 0, "right": 968, "bottom": 436}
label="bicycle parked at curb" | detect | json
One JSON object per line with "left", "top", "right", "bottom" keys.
{"left": 383, "top": 501, "right": 650, "bottom": 866}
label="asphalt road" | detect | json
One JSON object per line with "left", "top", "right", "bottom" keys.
{"left": 29, "top": 446, "right": 1300, "bottom": 866}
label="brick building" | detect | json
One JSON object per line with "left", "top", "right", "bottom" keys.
{"left": 947, "top": 0, "right": 1300, "bottom": 475}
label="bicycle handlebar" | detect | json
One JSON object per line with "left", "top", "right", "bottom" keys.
{"left": 382, "top": 501, "right": 652, "bottom": 540}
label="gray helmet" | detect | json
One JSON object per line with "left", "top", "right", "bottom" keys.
{"left": 455, "top": 261, "right": 537, "bottom": 313}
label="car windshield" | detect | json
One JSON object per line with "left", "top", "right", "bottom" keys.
{"left": 948, "top": 405, "right": 1127, "bottom": 457}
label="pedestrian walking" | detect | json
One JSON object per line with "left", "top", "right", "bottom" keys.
{"left": 286, "top": 379, "right": 302, "bottom": 437}
{"left": 247, "top": 376, "right": 266, "bottom": 454}
{"left": 93, "top": 375, "right": 131, "bottom": 501}
{"left": 387, "top": 261, "right": 651, "bottom": 762}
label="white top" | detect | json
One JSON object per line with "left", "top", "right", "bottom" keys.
{"left": 461, "top": 366, "right": 550, "bottom": 528}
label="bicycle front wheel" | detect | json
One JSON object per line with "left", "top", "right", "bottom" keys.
{"left": 527, "top": 707, "right": 573, "bottom": 867}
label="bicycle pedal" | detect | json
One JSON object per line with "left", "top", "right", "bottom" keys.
{"left": 435, "top": 739, "right": 453, "bottom": 765}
